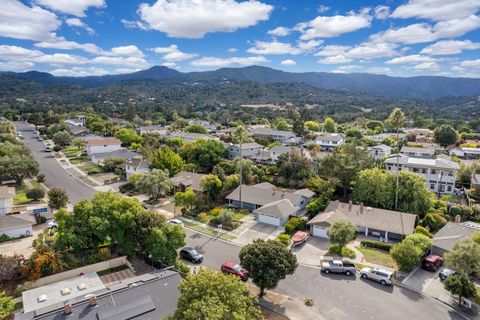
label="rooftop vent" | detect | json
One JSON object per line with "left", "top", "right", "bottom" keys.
{"left": 37, "top": 295, "right": 47, "bottom": 302}
{"left": 61, "top": 288, "right": 71, "bottom": 296}
{"left": 77, "top": 283, "right": 87, "bottom": 291}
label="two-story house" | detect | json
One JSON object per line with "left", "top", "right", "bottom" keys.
{"left": 250, "top": 128, "right": 297, "bottom": 142}
{"left": 227, "top": 143, "right": 265, "bottom": 159}
{"left": 368, "top": 144, "right": 392, "bottom": 160}
{"left": 385, "top": 154, "right": 459, "bottom": 194}
{"left": 314, "top": 133, "right": 345, "bottom": 151}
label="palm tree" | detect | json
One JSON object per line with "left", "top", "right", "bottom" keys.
{"left": 387, "top": 108, "right": 405, "bottom": 210}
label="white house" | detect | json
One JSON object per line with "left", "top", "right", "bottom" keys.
{"left": 368, "top": 144, "right": 392, "bottom": 160}
{"left": 314, "top": 133, "right": 345, "bottom": 151}
{"left": 187, "top": 119, "right": 220, "bottom": 132}
{"left": 125, "top": 157, "right": 151, "bottom": 179}
{"left": 168, "top": 132, "right": 217, "bottom": 142}
{"left": 227, "top": 142, "right": 265, "bottom": 159}
{"left": 91, "top": 149, "right": 140, "bottom": 166}
{"left": 84, "top": 138, "right": 122, "bottom": 155}
{"left": 0, "top": 186, "right": 34, "bottom": 238}
{"left": 250, "top": 128, "right": 297, "bottom": 142}
{"left": 385, "top": 154, "right": 459, "bottom": 194}
{"left": 138, "top": 125, "right": 168, "bottom": 136}
{"left": 400, "top": 146, "right": 435, "bottom": 158}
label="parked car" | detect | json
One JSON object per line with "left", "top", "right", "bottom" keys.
{"left": 291, "top": 231, "right": 309, "bottom": 247}
{"left": 321, "top": 260, "right": 356, "bottom": 276}
{"left": 439, "top": 268, "right": 458, "bottom": 281}
{"left": 421, "top": 255, "right": 444, "bottom": 272}
{"left": 45, "top": 145, "right": 52, "bottom": 152}
{"left": 179, "top": 247, "right": 203, "bottom": 264}
{"left": 37, "top": 136, "right": 43, "bottom": 141}
{"left": 360, "top": 267, "right": 393, "bottom": 286}
{"left": 167, "top": 219, "right": 184, "bottom": 226}
{"left": 221, "top": 262, "right": 248, "bottom": 281}
{"left": 47, "top": 220, "right": 58, "bottom": 228}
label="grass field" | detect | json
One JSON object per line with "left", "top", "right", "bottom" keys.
{"left": 13, "top": 185, "right": 29, "bottom": 205}
{"left": 356, "top": 246, "right": 397, "bottom": 269}
{"left": 78, "top": 164, "right": 104, "bottom": 174}
{"left": 70, "top": 157, "right": 89, "bottom": 164}
{"left": 62, "top": 145, "right": 83, "bottom": 157}
{"left": 182, "top": 220, "right": 236, "bottom": 241}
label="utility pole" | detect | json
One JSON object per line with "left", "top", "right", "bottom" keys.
{"left": 394, "top": 127, "right": 400, "bottom": 210}
{"left": 239, "top": 133, "right": 243, "bottom": 209}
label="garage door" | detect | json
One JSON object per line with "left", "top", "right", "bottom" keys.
{"left": 312, "top": 225, "right": 328, "bottom": 238}
{"left": 258, "top": 214, "right": 281, "bottom": 226}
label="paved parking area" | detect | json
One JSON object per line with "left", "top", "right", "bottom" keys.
{"left": 291, "top": 236, "right": 330, "bottom": 266}
{"left": 403, "top": 266, "right": 439, "bottom": 292}
{"left": 232, "top": 222, "right": 277, "bottom": 246}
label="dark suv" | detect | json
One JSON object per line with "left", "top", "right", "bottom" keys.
{"left": 179, "top": 247, "right": 203, "bottom": 264}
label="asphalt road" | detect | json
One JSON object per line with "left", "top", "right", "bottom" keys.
{"left": 184, "top": 229, "right": 472, "bottom": 320}
{"left": 14, "top": 121, "right": 96, "bottom": 204}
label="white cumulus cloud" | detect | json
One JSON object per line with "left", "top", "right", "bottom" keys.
{"left": 66, "top": 18, "right": 95, "bottom": 35}
{"left": 35, "top": 37, "right": 101, "bottom": 54}
{"left": 267, "top": 27, "right": 291, "bottom": 37}
{"left": 151, "top": 45, "right": 197, "bottom": 61}
{"left": 190, "top": 55, "right": 268, "bottom": 67}
{"left": 420, "top": 40, "right": 480, "bottom": 55}
{"left": 34, "top": 0, "right": 106, "bottom": 17}
{"left": 137, "top": 0, "right": 273, "bottom": 38}
{"left": 317, "top": 55, "right": 353, "bottom": 64}
{"left": 391, "top": 0, "right": 480, "bottom": 21}
{"left": 281, "top": 59, "right": 296, "bottom": 66}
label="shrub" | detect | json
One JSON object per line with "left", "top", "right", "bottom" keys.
{"left": 284, "top": 217, "right": 306, "bottom": 235}
{"left": 198, "top": 212, "right": 209, "bottom": 224}
{"left": 26, "top": 187, "right": 45, "bottom": 201}
{"left": 209, "top": 207, "right": 223, "bottom": 217}
{"left": 328, "top": 244, "right": 356, "bottom": 259}
{"left": 174, "top": 260, "right": 190, "bottom": 274}
{"left": 415, "top": 225, "right": 433, "bottom": 238}
{"left": 0, "top": 234, "right": 10, "bottom": 243}
{"left": 36, "top": 174, "right": 46, "bottom": 183}
{"left": 276, "top": 233, "right": 291, "bottom": 246}
{"left": 360, "top": 240, "right": 393, "bottom": 252}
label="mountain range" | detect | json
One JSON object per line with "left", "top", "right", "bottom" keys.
{"left": 4, "top": 65, "right": 480, "bottom": 99}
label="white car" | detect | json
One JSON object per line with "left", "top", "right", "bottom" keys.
{"left": 360, "top": 267, "right": 393, "bottom": 286}
{"left": 167, "top": 219, "right": 184, "bottom": 226}
{"left": 47, "top": 220, "right": 58, "bottom": 228}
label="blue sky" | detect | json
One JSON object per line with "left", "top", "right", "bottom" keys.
{"left": 1, "top": 0, "right": 480, "bottom": 77}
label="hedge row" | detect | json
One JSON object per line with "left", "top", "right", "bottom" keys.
{"left": 360, "top": 240, "right": 393, "bottom": 252}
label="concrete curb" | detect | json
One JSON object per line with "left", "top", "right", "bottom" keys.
{"left": 52, "top": 156, "right": 98, "bottom": 191}
{"left": 183, "top": 225, "right": 244, "bottom": 248}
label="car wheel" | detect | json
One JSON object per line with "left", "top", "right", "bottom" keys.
{"left": 324, "top": 269, "right": 330, "bottom": 274}
{"left": 345, "top": 271, "right": 352, "bottom": 276}
{"left": 380, "top": 280, "right": 387, "bottom": 286}
{"left": 361, "top": 274, "right": 368, "bottom": 279}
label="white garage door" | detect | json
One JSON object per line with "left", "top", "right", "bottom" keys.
{"left": 312, "top": 225, "right": 328, "bottom": 238}
{"left": 258, "top": 214, "right": 281, "bottom": 226}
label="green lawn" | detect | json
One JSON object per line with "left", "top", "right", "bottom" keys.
{"left": 13, "top": 185, "right": 30, "bottom": 205}
{"left": 70, "top": 157, "right": 89, "bottom": 164}
{"left": 62, "top": 145, "right": 83, "bottom": 158}
{"left": 31, "top": 180, "right": 45, "bottom": 191}
{"left": 182, "top": 220, "right": 236, "bottom": 240}
{"left": 234, "top": 210, "right": 249, "bottom": 221}
{"left": 78, "top": 164, "right": 104, "bottom": 174}
{"left": 356, "top": 246, "right": 397, "bottom": 269}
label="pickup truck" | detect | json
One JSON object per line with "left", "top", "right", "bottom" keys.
{"left": 321, "top": 260, "right": 356, "bottom": 276}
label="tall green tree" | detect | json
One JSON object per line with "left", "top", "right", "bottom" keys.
{"left": 174, "top": 188, "right": 197, "bottom": 213}
{"left": 239, "top": 239, "right": 297, "bottom": 297}
{"left": 444, "top": 274, "right": 477, "bottom": 307}
{"left": 0, "top": 142, "right": 39, "bottom": 184}
{"left": 352, "top": 168, "right": 395, "bottom": 209}
{"left": 318, "top": 144, "right": 373, "bottom": 200}
{"left": 179, "top": 139, "right": 225, "bottom": 172}
{"left": 115, "top": 128, "right": 143, "bottom": 147}
{"left": 305, "top": 121, "right": 321, "bottom": 132}
{"left": 445, "top": 240, "right": 480, "bottom": 276}
{"left": 145, "top": 224, "right": 185, "bottom": 266}
{"left": 386, "top": 108, "right": 404, "bottom": 210}
{"left": 170, "top": 269, "right": 264, "bottom": 320}
{"left": 47, "top": 188, "right": 69, "bottom": 211}
{"left": 391, "top": 234, "right": 432, "bottom": 272}
{"left": 136, "top": 169, "right": 173, "bottom": 201}
{"left": 434, "top": 124, "right": 459, "bottom": 147}
{"left": 52, "top": 131, "right": 73, "bottom": 146}
{"left": 200, "top": 174, "right": 223, "bottom": 203}
{"left": 274, "top": 118, "right": 289, "bottom": 131}
{"left": 184, "top": 124, "right": 208, "bottom": 134}
{"left": 323, "top": 117, "right": 336, "bottom": 132}
{"left": 151, "top": 146, "right": 184, "bottom": 176}
{"left": 327, "top": 220, "right": 357, "bottom": 252}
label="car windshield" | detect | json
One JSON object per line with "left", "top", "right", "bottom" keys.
{"left": 233, "top": 264, "right": 243, "bottom": 272}
{"left": 190, "top": 249, "right": 199, "bottom": 256}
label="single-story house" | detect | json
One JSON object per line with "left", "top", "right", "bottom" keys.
{"left": 307, "top": 201, "right": 416, "bottom": 241}
{"left": 226, "top": 183, "right": 314, "bottom": 226}
{"left": 91, "top": 149, "right": 140, "bottom": 166}
{"left": 65, "top": 122, "right": 90, "bottom": 137}
{"left": 84, "top": 138, "right": 122, "bottom": 155}
{"left": 168, "top": 132, "right": 217, "bottom": 142}
{"left": 138, "top": 125, "right": 168, "bottom": 136}
{"left": 431, "top": 221, "right": 480, "bottom": 256}
{"left": 0, "top": 213, "right": 34, "bottom": 238}
{"left": 400, "top": 146, "right": 435, "bottom": 158}
{"left": 250, "top": 128, "right": 297, "bottom": 142}
{"left": 125, "top": 157, "right": 151, "bottom": 179}
{"left": 170, "top": 171, "right": 206, "bottom": 193}
{"left": 16, "top": 270, "right": 181, "bottom": 320}
{"left": 227, "top": 142, "right": 265, "bottom": 159}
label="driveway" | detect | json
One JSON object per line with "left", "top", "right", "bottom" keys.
{"left": 14, "top": 121, "right": 97, "bottom": 204}
{"left": 291, "top": 236, "right": 330, "bottom": 266}
{"left": 232, "top": 222, "right": 277, "bottom": 246}
{"left": 0, "top": 224, "right": 46, "bottom": 257}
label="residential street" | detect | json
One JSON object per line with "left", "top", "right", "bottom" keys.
{"left": 184, "top": 229, "right": 473, "bottom": 320}
{"left": 14, "top": 121, "right": 96, "bottom": 204}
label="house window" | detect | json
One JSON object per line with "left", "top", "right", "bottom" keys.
{"left": 447, "top": 186, "right": 452, "bottom": 192}
{"left": 430, "top": 184, "right": 435, "bottom": 190}
{"left": 413, "top": 168, "right": 418, "bottom": 173}
{"left": 431, "top": 169, "right": 436, "bottom": 174}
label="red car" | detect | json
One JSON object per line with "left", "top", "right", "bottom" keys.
{"left": 221, "top": 262, "right": 248, "bottom": 281}
{"left": 421, "top": 255, "right": 444, "bottom": 271}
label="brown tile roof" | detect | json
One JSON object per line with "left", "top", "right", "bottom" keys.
{"left": 84, "top": 138, "right": 121, "bottom": 146}
{"left": 307, "top": 201, "right": 416, "bottom": 236}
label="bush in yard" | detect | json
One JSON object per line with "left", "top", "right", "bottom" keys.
{"left": 284, "top": 217, "right": 306, "bottom": 235}
{"left": 360, "top": 240, "right": 393, "bottom": 252}
{"left": 444, "top": 273, "right": 477, "bottom": 307}
{"left": 421, "top": 212, "right": 447, "bottom": 232}
{"left": 26, "top": 187, "right": 45, "bottom": 201}
{"left": 174, "top": 260, "right": 190, "bottom": 274}
{"left": 0, "top": 291, "right": 14, "bottom": 319}
{"left": 0, "top": 234, "right": 10, "bottom": 243}
{"left": 197, "top": 212, "right": 209, "bottom": 224}
{"left": 210, "top": 209, "right": 239, "bottom": 230}
{"left": 415, "top": 225, "right": 433, "bottom": 238}
{"left": 327, "top": 220, "right": 357, "bottom": 252}
{"left": 390, "top": 234, "right": 431, "bottom": 272}
{"left": 276, "top": 233, "right": 291, "bottom": 246}
{"left": 209, "top": 207, "right": 223, "bottom": 217}
{"left": 36, "top": 173, "right": 46, "bottom": 183}
{"left": 328, "top": 244, "right": 356, "bottom": 259}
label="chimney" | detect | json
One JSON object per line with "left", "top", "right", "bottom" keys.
{"left": 360, "top": 202, "right": 364, "bottom": 214}
{"left": 64, "top": 303, "right": 73, "bottom": 315}
{"left": 89, "top": 296, "right": 97, "bottom": 306}
{"left": 454, "top": 215, "right": 461, "bottom": 223}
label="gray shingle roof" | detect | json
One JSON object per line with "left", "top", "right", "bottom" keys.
{"left": 170, "top": 171, "right": 206, "bottom": 192}
{"left": 91, "top": 150, "right": 140, "bottom": 160}
{"left": 226, "top": 184, "right": 311, "bottom": 207}
{"left": 307, "top": 201, "right": 416, "bottom": 236}
{"left": 433, "top": 222, "right": 480, "bottom": 252}
{"left": 400, "top": 146, "right": 435, "bottom": 155}
{"left": 254, "top": 199, "right": 296, "bottom": 219}
{"left": 0, "top": 214, "right": 34, "bottom": 231}
{"left": 315, "top": 133, "right": 344, "bottom": 142}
